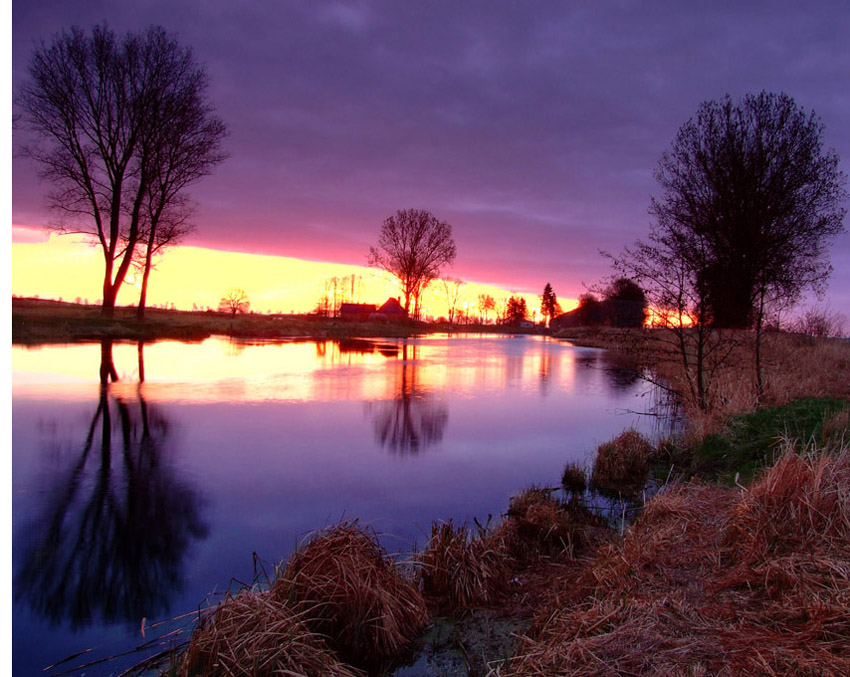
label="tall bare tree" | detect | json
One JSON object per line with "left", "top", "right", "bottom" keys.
{"left": 17, "top": 24, "right": 227, "bottom": 317}
{"left": 368, "top": 209, "right": 457, "bottom": 316}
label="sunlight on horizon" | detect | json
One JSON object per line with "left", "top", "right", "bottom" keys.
{"left": 12, "top": 226, "right": 577, "bottom": 320}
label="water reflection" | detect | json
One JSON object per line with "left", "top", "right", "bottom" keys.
{"left": 575, "top": 350, "right": 643, "bottom": 392}
{"left": 14, "top": 341, "right": 208, "bottom": 629}
{"left": 367, "top": 343, "right": 449, "bottom": 454}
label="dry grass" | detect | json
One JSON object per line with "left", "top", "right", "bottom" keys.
{"left": 509, "top": 440, "right": 850, "bottom": 675}
{"left": 494, "top": 487, "right": 608, "bottom": 561}
{"left": 418, "top": 519, "right": 510, "bottom": 612}
{"left": 271, "top": 521, "right": 428, "bottom": 669}
{"left": 560, "top": 462, "right": 588, "bottom": 493}
{"left": 179, "top": 590, "right": 364, "bottom": 677}
{"left": 590, "top": 429, "right": 655, "bottom": 495}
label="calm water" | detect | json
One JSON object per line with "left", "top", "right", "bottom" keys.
{"left": 12, "top": 334, "right": 654, "bottom": 675}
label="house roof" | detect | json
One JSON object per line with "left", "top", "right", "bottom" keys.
{"left": 377, "top": 297, "right": 407, "bottom": 315}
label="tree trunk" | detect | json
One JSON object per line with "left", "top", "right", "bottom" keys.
{"left": 136, "top": 245, "right": 154, "bottom": 320}
{"left": 754, "top": 291, "right": 766, "bottom": 404}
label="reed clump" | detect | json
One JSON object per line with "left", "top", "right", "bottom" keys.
{"left": 560, "top": 462, "right": 588, "bottom": 493}
{"left": 179, "top": 590, "right": 364, "bottom": 677}
{"left": 418, "top": 519, "right": 509, "bottom": 612}
{"left": 590, "top": 429, "right": 655, "bottom": 495}
{"left": 271, "top": 521, "right": 428, "bottom": 670}
{"left": 494, "top": 486, "right": 607, "bottom": 561}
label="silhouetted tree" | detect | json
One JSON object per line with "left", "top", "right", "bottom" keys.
{"left": 623, "top": 91, "right": 847, "bottom": 404}
{"left": 576, "top": 292, "right": 605, "bottom": 326}
{"left": 603, "top": 278, "right": 648, "bottom": 328}
{"left": 652, "top": 91, "right": 846, "bottom": 329}
{"left": 540, "top": 283, "right": 561, "bottom": 328}
{"left": 368, "top": 209, "right": 457, "bottom": 316}
{"left": 17, "top": 24, "right": 227, "bottom": 318}
{"left": 504, "top": 296, "right": 529, "bottom": 325}
{"left": 218, "top": 288, "right": 250, "bottom": 316}
{"left": 441, "top": 277, "right": 465, "bottom": 323}
{"left": 477, "top": 294, "right": 496, "bottom": 324}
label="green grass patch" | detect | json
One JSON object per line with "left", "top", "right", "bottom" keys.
{"left": 685, "top": 397, "right": 850, "bottom": 484}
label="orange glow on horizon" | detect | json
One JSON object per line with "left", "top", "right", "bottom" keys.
{"left": 12, "top": 226, "right": 577, "bottom": 322}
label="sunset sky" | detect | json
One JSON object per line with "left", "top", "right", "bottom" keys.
{"left": 11, "top": 1, "right": 850, "bottom": 318}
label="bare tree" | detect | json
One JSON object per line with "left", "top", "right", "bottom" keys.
{"left": 611, "top": 233, "right": 737, "bottom": 412}
{"left": 17, "top": 24, "right": 227, "bottom": 318}
{"left": 368, "top": 209, "right": 457, "bottom": 316}
{"left": 441, "top": 277, "right": 465, "bottom": 323}
{"left": 653, "top": 92, "right": 846, "bottom": 330}
{"left": 613, "top": 92, "right": 847, "bottom": 408}
{"left": 791, "top": 305, "right": 848, "bottom": 338}
{"left": 477, "top": 294, "right": 496, "bottom": 324}
{"left": 218, "top": 289, "right": 250, "bottom": 316}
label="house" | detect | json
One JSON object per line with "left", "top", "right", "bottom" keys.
{"left": 339, "top": 303, "right": 376, "bottom": 322}
{"left": 370, "top": 297, "right": 409, "bottom": 322}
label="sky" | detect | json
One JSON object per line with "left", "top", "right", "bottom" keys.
{"left": 10, "top": 0, "right": 850, "bottom": 318}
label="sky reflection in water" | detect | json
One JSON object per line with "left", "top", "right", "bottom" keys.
{"left": 12, "top": 335, "right": 652, "bottom": 675}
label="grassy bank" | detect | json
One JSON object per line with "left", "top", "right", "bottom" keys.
{"left": 11, "top": 297, "right": 426, "bottom": 344}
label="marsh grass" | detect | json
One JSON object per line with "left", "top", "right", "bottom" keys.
{"left": 560, "top": 462, "right": 588, "bottom": 493}
{"left": 418, "top": 520, "right": 510, "bottom": 612}
{"left": 270, "top": 521, "right": 428, "bottom": 670}
{"left": 509, "top": 438, "right": 850, "bottom": 676}
{"left": 179, "top": 590, "right": 363, "bottom": 677}
{"left": 494, "top": 487, "right": 607, "bottom": 561}
{"left": 590, "top": 430, "right": 655, "bottom": 496}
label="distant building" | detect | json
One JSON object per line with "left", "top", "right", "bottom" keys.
{"left": 339, "top": 303, "right": 376, "bottom": 321}
{"left": 377, "top": 297, "right": 407, "bottom": 317}
{"left": 369, "top": 297, "right": 409, "bottom": 323}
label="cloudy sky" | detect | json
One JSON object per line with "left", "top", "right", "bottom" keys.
{"left": 12, "top": 0, "right": 850, "bottom": 312}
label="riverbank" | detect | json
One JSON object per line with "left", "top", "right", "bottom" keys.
{"left": 134, "top": 394, "right": 848, "bottom": 676}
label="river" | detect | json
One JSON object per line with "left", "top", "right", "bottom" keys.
{"left": 12, "top": 334, "right": 656, "bottom": 675}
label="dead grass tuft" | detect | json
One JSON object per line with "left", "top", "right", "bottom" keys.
{"left": 271, "top": 521, "right": 428, "bottom": 669}
{"left": 561, "top": 462, "right": 588, "bottom": 493}
{"left": 494, "top": 487, "right": 608, "bottom": 561}
{"left": 590, "top": 430, "right": 655, "bottom": 495}
{"left": 179, "top": 590, "right": 364, "bottom": 677}
{"left": 418, "top": 519, "right": 510, "bottom": 612}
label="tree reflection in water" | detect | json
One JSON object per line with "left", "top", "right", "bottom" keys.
{"left": 15, "top": 340, "right": 208, "bottom": 629}
{"left": 367, "top": 343, "right": 449, "bottom": 454}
